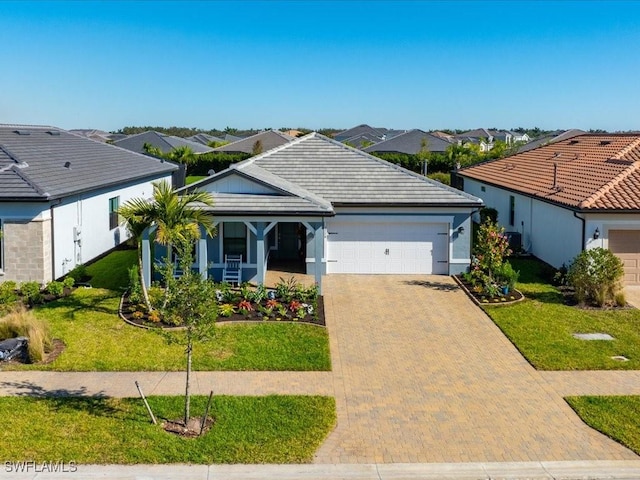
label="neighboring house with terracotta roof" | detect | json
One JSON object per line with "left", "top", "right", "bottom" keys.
{"left": 456, "top": 134, "right": 640, "bottom": 283}
{"left": 211, "top": 130, "right": 294, "bottom": 154}
{"left": 517, "top": 129, "right": 585, "bottom": 153}
{"left": 141, "top": 133, "right": 482, "bottom": 293}
{"left": 0, "top": 124, "right": 178, "bottom": 284}
{"left": 363, "top": 129, "right": 453, "bottom": 155}
{"left": 112, "top": 131, "right": 214, "bottom": 155}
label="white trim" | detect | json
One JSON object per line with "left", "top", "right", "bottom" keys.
{"left": 449, "top": 258, "right": 471, "bottom": 264}
{"left": 243, "top": 221, "right": 257, "bottom": 235}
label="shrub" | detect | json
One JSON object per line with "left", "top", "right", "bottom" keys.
{"left": 67, "top": 264, "right": 88, "bottom": 283}
{"left": 0, "top": 281, "right": 19, "bottom": 306}
{"left": 496, "top": 262, "right": 519, "bottom": 290}
{"left": 148, "top": 285, "right": 165, "bottom": 310}
{"left": 275, "top": 277, "right": 298, "bottom": 302}
{"left": 427, "top": 172, "right": 451, "bottom": 185}
{"left": 567, "top": 247, "right": 624, "bottom": 307}
{"left": 469, "top": 221, "right": 512, "bottom": 296}
{"left": 0, "top": 306, "right": 52, "bottom": 362}
{"left": 19, "top": 281, "right": 43, "bottom": 305}
{"left": 148, "top": 310, "right": 162, "bottom": 323}
{"left": 62, "top": 277, "right": 75, "bottom": 289}
{"left": 479, "top": 207, "right": 498, "bottom": 224}
{"left": 128, "top": 265, "right": 142, "bottom": 304}
{"left": 45, "top": 281, "right": 64, "bottom": 297}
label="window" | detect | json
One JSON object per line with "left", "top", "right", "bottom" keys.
{"left": 108, "top": 196, "right": 119, "bottom": 230}
{"left": 223, "top": 222, "right": 247, "bottom": 258}
{"left": 509, "top": 195, "right": 515, "bottom": 226}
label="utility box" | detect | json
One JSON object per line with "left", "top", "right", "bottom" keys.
{"left": 505, "top": 232, "right": 522, "bottom": 253}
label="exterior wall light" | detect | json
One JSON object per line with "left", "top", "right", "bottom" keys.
{"left": 457, "top": 226, "right": 465, "bottom": 234}
{"left": 593, "top": 228, "right": 600, "bottom": 240}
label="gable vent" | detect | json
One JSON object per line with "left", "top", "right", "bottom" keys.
{"left": 14, "top": 130, "right": 30, "bottom": 135}
{"left": 47, "top": 130, "right": 61, "bottom": 136}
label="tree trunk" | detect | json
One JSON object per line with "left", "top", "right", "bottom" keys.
{"left": 184, "top": 341, "right": 192, "bottom": 426}
{"left": 162, "top": 242, "right": 174, "bottom": 308}
{"left": 138, "top": 244, "right": 152, "bottom": 311}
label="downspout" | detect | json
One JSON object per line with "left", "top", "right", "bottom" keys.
{"left": 573, "top": 211, "right": 586, "bottom": 252}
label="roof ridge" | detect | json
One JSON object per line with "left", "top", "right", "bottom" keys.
{"left": 580, "top": 163, "right": 640, "bottom": 209}
{"left": 610, "top": 136, "right": 640, "bottom": 161}
{"left": 0, "top": 144, "right": 28, "bottom": 171}
{"left": 11, "top": 165, "right": 49, "bottom": 197}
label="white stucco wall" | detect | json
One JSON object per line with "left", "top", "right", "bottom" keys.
{"left": 51, "top": 175, "right": 172, "bottom": 278}
{"left": 201, "top": 175, "right": 277, "bottom": 194}
{"left": 464, "top": 178, "right": 583, "bottom": 268}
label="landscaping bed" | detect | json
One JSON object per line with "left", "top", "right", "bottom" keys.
{"left": 484, "top": 258, "right": 640, "bottom": 370}
{"left": 454, "top": 275, "right": 524, "bottom": 305}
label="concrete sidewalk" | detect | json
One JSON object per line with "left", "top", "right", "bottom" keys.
{"left": 6, "top": 461, "right": 640, "bottom": 480}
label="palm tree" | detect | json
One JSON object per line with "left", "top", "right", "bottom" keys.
{"left": 118, "top": 200, "right": 154, "bottom": 310}
{"left": 168, "top": 146, "right": 196, "bottom": 166}
{"left": 145, "top": 181, "right": 215, "bottom": 277}
{"left": 119, "top": 181, "right": 216, "bottom": 308}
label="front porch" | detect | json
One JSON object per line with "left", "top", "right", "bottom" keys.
{"left": 141, "top": 218, "right": 326, "bottom": 293}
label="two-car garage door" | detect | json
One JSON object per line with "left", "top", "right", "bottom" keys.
{"left": 326, "top": 219, "right": 449, "bottom": 274}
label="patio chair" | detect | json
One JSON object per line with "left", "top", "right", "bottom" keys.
{"left": 222, "top": 254, "right": 243, "bottom": 285}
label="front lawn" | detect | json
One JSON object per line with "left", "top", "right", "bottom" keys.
{"left": 0, "top": 249, "right": 331, "bottom": 371}
{"left": 6, "top": 288, "right": 330, "bottom": 371}
{"left": 567, "top": 396, "right": 640, "bottom": 456}
{"left": 0, "top": 395, "right": 336, "bottom": 463}
{"left": 484, "top": 258, "right": 640, "bottom": 370}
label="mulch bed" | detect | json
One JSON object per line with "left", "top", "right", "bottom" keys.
{"left": 162, "top": 416, "right": 215, "bottom": 438}
{"left": 558, "top": 285, "right": 633, "bottom": 310}
{"left": 453, "top": 275, "right": 524, "bottom": 306}
{"left": 120, "top": 293, "right": 326, "bottom": 329}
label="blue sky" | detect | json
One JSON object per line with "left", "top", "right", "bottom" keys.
{"left": 1, "top": 1, "right": 639, "bottom": 132}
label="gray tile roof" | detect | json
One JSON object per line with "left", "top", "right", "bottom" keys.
{"left": 334, "top": 124, "right": 386, "bottom": 142}
{"left": 0, "top": 125, "right": 178, "bottom": 201}
{"left": 186, "top": 133, "right": 225, "bottom": 146}
{"left": 211, "top": 130, "right": 294, "bottom": 154}
{"left": 342, "top": 132, "right": 383, "bottom": 149}
{"left": 198, "top": 193, "right": 331, "bottom": 215}
{"left": 242, "top": 133, "right": 481, "bottom": 206}
{"left": 113, "top": 131, "right": 214, "bottom": 155}
{"left": 364, "top": 129, "right": 453, "bottom": 155}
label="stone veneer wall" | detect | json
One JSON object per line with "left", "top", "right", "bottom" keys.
{"left": 1, "top": 218, "right": 52, "bottom": 284}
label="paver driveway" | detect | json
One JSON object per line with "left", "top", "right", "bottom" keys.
{"left": 314, "top": 275, "right": 638, "bottom": 464}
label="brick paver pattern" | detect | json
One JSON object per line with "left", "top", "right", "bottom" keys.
{"left": 1, "top": 274, "right": 638, "bottom": 464}
{"left": 313, "top": 275, "right": 638, "bottom": 464}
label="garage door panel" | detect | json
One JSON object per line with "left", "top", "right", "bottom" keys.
{"left": 327, "top": 220, "right": 449, "bottom": 274}
{"left": 609, "top": 230, "right": 640, "bottom": 285}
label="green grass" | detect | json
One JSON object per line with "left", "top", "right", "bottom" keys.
{"left": 484, "top": 258, "right": 640, "bottom": 370}
{"left": 8, "top": 249, "right": 331, "bottom": 371}
{"left": 6, "top": 288, "right": 330, "bottom": 371}
{"left": 0, "top": 395, "right": 336, "bottom": 463}
{"left": 85, "top": 248, "right": 137, "bottom": 291}
{"left": 186, "top": 175, "right": 207, "bottom": 185}
{"left": 567, "top": 396, "right": 640, "bottom": 455}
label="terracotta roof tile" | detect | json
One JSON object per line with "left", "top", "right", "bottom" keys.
{"left": 458, "top": 134, "right": 640, "bottom": 211}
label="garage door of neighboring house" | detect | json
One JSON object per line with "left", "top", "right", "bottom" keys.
{"left": 326, "top": 220, "right": 449, "bottom": 274}
{"left": 609, "top": 230, "right": 640, "bottom": 285}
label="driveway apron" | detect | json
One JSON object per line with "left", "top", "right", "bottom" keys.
{"left": 314, "top": 275, "right": 638, "bottom": 464}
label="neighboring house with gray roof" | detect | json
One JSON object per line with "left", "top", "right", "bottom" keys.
{"left": 211, "top": 130, "right": 294, "bottom": 154}
{"left": 0, "top": 124, "right": 178, "bottom": 284}
{"left": 142, "top": 133, "right": 482, "bottom": 293}
{"left": 112, "top": 131, "right": 214, "bottom": 155}
{"left": 363, "top": 129, "right": 453, "bottom": 155}
{"left": 342, "top": 132, "right": 383, "bottom": 149}
{"left": 334, "top": 124, "right": 387, "bottom": 143}
{"left": 186, "top": 133, "right": 225, "bottom": 146}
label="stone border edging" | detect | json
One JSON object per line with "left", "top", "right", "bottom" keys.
{"left": 452, "top": 275, "right": 525, "bottom": 307}
{"left": 119, "top": 292, "right": 326, "bottom": 330}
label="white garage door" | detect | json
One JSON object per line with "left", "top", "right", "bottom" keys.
{"left": 326, "top": 220, "right": 449, "bottom": 274}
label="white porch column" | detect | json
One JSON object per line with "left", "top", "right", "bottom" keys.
{"left": 255, "top": 222, "right": 266, "bottom": 286}
{"left": 142, "top": 228, "right": 151, "bottom": 288}
{"left": 314, "top": 222, "right": 324, "bottom": 295}
{"left": 198, "top": 225, "right": 208, "bottom": 279}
